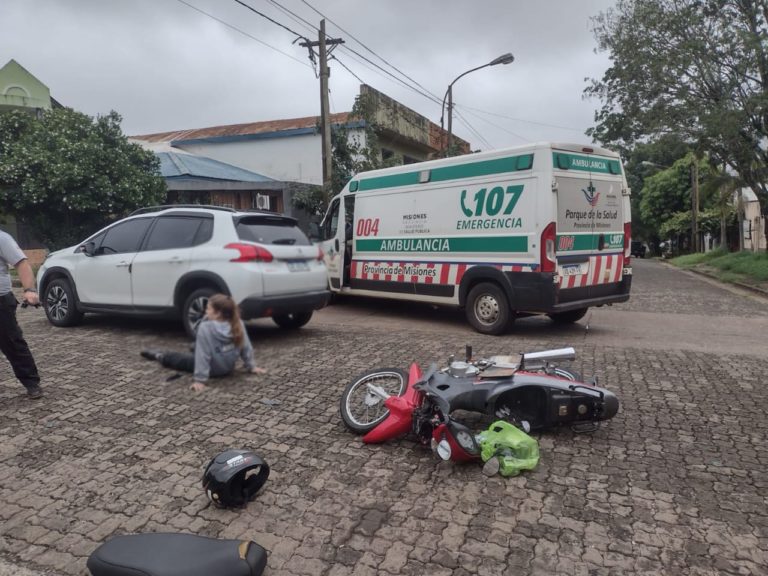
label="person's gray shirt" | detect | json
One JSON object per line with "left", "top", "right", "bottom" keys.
{"left": 194, "top": 318, "right": 255, "bottom": 382}
{"left": 0, "top": 231, "right": 27, "bottom": 295}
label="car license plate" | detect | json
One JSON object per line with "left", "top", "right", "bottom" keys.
{"left": 560, "top": 264, "right": 587, "bottom": 276}
{"left": 287, "top": 261, "right": 309, "bottom": 272}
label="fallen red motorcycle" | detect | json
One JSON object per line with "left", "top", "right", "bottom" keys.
{"left": 340, "top": 346, "right": 619, "bottom": 463}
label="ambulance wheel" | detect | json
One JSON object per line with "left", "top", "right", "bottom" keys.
{"left": 548, "top": 308, "right": 588, "bottom": 324}
{"left": 466, "top": 282, "right": 512, "bottom": 335}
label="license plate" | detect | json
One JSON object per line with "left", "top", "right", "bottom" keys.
{"left": 561, "top": 264, "right": 587, "bottom": 276}
{"left": 287, "top": 261, "right": 309, "bottom": 272}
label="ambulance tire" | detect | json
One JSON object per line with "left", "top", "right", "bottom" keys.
{"left": 466, "top": 282, "right": 512, "bottom": 335}
{"left": 548, "top": 308, "right": 588, "bottom": 324}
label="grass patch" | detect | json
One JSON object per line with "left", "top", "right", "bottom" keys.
{"left": 671, "top": 249, "right": 768, "bottom": 285}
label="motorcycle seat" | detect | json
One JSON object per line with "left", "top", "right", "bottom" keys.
{"left": 87, "top": 533, "right": 267, "bottom": 576}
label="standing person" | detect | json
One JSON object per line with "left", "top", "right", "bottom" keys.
{"left": 140, "top": 293, "right": 266, "bottom": 391}
{"left": 0, "top": 230, "right": 43, "bottom": 399}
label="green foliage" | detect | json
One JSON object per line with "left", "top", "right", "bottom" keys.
{"left": 671, "top": 249, "right": 768, "bottom": 282}
{"left": 586, "top": 0, "right": 768, "bottom": 207}
{"left": 671, "top": 247, "right": 728, "bottom": 268}
{"left": 290, "top": 187, "right": 325, "bottom": 217}
{"left": 0, "top": 108, "right": 166, "bottom": 249}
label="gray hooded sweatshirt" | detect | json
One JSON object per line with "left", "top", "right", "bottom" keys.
{"left": 194, "top": 319, "right": 255, "bottom": 382}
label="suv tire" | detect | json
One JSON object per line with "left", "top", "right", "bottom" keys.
{"left": 273, "top": 311, "right": 313, "bottom": 329}
{"left": 43, "top": 278, "right": 84, "bottom": 327}
{"left": 548, "top": 308, "right": 588, "bottom": 324}
{"left": 182, "top": 287, "right": 217, "bottom": 338}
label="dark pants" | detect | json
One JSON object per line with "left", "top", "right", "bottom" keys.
{"left": 0, "top": 292, "right": 40, "bottom": 390}
{"left": 160, "top": 351, "right": 195, "bottom": 374}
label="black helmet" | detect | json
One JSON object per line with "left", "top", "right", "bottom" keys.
{"left": 202, "top": 449, "right": 270, "bottom": 508}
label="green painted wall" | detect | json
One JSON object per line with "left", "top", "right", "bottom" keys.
{"left": 0, "top": 59, "right": 52, "bottom": 111}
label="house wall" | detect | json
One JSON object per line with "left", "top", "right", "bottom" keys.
{"left": 0, "top": 60, "right": 51, "bottom": 111}
{"left": 175, "top": 133, "right": 325, "bottom": 186}
{"left": 743, "top": 200, "right": 767, "bottom": 251}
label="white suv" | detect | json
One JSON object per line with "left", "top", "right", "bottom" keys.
{"left": 37, "top": 205, "right": 330, "bottom": 336}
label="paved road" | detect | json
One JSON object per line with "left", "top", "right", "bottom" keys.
{"left": 1, "top": 259, "right": 766, "bottom": 575}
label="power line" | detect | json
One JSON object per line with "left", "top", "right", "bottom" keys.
{"left": 265, "top": 0, "right": 318, "bottom": 35}
{"left": 453, "top": 109, "right": 493, "bottom": 150}
{"left": 456, "top": 103, "right": 585, "bottom": 132}
{"left": 454, "top": 105, "right": 530, "bottom": 144}
{"left": 298, "top": 0, "right": 443, "bottom": 104}
{"left": 331, "top": 55, "right": 365, "bottom": 85}
{"left": 233, "top": 0, "right": 310, "bottom": 42}
{"left": 175, "top": 0, "right": 310, "bottom": 67}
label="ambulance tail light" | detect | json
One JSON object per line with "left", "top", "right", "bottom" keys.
{"left": 623, "top": 222, "right": 631, "bottom": 268}
{"left": 540, "top": 222, "right": 557, "bottom": 273}
{"left": 316, "top": 246, "right": 324, "bottom": 261}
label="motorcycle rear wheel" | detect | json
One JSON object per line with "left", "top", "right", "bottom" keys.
{"left": 340, "top": 368, "right": 408, "bottom": 434}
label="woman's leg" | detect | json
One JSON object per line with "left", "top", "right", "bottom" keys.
{"left": 159, "top": 351, "right": 195, "bottom": 373}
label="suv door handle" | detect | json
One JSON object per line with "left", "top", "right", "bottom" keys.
{"left": 116, "top": 262, "right": 130, "bottom": 268}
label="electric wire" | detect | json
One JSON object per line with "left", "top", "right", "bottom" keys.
{"left": 453, "top": 109, "right": 493, "bottom": 150}
{"left": 454, "top": 105, "right": 530, "bottom": 144}
{"left": 456, "top": 103, "right": 585, "bottom": 132}
{"left": 175, "top": 0, "right": 310, "bottom": 67}
{"left": 298, "top": 0, "right": 443, "bottom": 103}
{"left": 233, "top": 0, "right": 310, "bottom": 42}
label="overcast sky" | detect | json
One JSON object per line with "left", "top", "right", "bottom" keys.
{"left": 1, "top": 0, "right": 617, "bottom": 151}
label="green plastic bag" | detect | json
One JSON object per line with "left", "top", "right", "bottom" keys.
{"left": 476, "top": 420, "right": 539, "bottom": 477}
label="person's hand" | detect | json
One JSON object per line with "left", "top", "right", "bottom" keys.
{"left": 250, "top": 367, "right": 267, "bottom": 375}
{"left": 190, "top": 381, "right": 207, "bottom": 392}
{"left": 22, "top": 290, "right": 39, "bottom": 306}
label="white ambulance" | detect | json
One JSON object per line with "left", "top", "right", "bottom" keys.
{"left": 316, "top": 142, "right": 632, "bottom": 334}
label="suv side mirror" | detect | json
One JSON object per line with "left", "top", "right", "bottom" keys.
{"left": 308, "top": 222, "right": 321, "bottom": 242}
{"left": 83, "top": 241, "right": 96, "bottom": 257}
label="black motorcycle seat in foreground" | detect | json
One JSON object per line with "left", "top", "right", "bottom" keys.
{"left": 87, "top": 533, "right": 267, "bottom": 576}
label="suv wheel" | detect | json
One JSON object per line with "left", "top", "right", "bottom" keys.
{"left": 43, "top": 278, "right": 84, "bottom": 327}
{"left": 273, "top": 311, "right": 313, "bottom": 329}
{"left": 182, "top": 287, "right": 217, "bottom": 338}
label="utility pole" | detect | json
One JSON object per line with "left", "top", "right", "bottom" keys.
{"left": 300, "top": 21, "right": 343, "bottom": 206}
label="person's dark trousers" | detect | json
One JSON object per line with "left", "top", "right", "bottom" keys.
{"left": 0, "top": 292, "right": 41, "bottom": 391}
{"left": 160, "top": 351, "right": 195, "bottom": 373}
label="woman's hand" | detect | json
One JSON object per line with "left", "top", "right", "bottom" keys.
{"left": 250, "top": 367, "right": 267, "bottom": 375}
{"left": 190, "top": 381, "right": 207, "bottom": 392}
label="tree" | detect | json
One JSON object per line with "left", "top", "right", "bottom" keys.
{"left": 586, "top": 0, "right": 768, "bottom": 211}
{"left": 0, "top": 108, "right": 166, "bottom": 249}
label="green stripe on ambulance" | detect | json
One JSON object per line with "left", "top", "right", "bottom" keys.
{"left": 552, "top": 152, "right": 622, "bottom": 175}
{"left": 356, "top": 236, "right": 528, "bottom": 253}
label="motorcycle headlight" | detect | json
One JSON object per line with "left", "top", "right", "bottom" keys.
{"left": 436, "top": 439, "right": 451, "bottom": 461}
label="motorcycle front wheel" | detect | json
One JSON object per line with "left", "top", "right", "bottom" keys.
{"left": 340, "top": 368, "right": 408, "bottom": 434}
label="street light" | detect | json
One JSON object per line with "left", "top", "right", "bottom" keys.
{"left": 440, "top": 52, "right": 515, "bottom": 155}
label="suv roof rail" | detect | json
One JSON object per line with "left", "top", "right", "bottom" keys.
{"left": 129, "top": 204, "right": 237, "bottom": 216}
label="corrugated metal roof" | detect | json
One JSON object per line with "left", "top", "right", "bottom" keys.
{"left": 134, "top": 112, "right": 352, "bottom": 143}
{"left": 156, "top": 152, "right": 276, "bottom": 182}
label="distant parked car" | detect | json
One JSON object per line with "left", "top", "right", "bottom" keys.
{"left": 37, "top": 205, "right": 330, "bottom": 337}
{"left": 631, "top": 241, "right": 647, "bottom": 258}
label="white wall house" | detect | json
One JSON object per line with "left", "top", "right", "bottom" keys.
{"left": 132, "top": 85, "right": 467, "bottom": 187}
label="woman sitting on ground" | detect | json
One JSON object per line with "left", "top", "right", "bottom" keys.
{"left": 141, "top": 293, "right": 266, "bottom": 391}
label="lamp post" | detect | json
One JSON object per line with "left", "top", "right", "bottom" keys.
{"left": 440, "top": 52, "right": 515, "bottom": 155}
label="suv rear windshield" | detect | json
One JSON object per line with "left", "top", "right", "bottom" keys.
{"left": 236, "top": 216, "right": 311, "bottom": 246}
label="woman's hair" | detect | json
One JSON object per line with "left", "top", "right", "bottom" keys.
{"left": 208, "top": 294, "right": 244, "bottom": 348}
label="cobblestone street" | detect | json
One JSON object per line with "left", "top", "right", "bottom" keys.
{"left": 1, "top": 259, "right": 767, "bottom": 575}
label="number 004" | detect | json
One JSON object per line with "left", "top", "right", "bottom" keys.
{"left": 356, "top": 218, "right": 380, "bottom": 236}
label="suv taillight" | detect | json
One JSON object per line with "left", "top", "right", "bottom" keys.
{"left": 540, "top": 222, "right": 557, "bottom": 273}
{"left": 623, "top": 222, "right": 631, "bottom": 268}
{"left": 225, "top": 243, "right": 274, "bottom": 263}
{"left": 316, "top": 246, "right": 324, "bottom": 261}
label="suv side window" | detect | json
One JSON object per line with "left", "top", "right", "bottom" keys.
{"left": 99, "top": 218, "right": 152, "bottom": 255}
{"left": 144, "top": 216, "right": 206, "bottom": 251}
